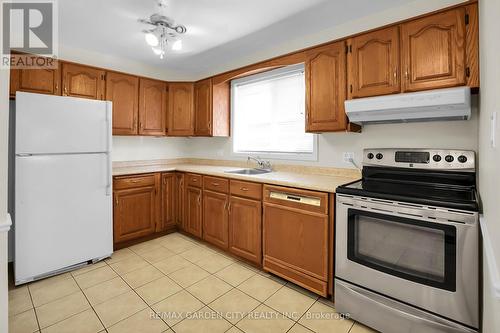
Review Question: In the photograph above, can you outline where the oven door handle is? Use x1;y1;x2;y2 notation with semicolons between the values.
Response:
338;281;477;333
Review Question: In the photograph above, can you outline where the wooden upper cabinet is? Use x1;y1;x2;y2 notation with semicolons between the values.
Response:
168;83;194;136
194;78;212;136
62;63;105;100
305;41;347;133
10;65;61;98
348;26;400;98
401;8;466;92
106;72;139;135
139;78;167;136
194;79;230;137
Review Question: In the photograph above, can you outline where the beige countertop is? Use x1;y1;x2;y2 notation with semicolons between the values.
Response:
113;161;360;193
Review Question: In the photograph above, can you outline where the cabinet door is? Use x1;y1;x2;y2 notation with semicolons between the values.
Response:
62;63;105;100
113;186;157;244
401;8;466;92
139;78;167;136
185;186;202;238
175;173;185;229
194;79;213;136
10;66;61;97
229;196;262;265
106;72;139;135
168;83;194;136
160;173;176;232
203;190;229;249
305;41;347;132
348;26;400;98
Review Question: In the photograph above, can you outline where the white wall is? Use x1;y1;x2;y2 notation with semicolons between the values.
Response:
112;136;188;162
58;45;187;81
185;101;479;168
478;0;500;331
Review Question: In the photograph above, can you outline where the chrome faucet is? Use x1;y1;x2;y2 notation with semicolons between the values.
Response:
248;156;272;171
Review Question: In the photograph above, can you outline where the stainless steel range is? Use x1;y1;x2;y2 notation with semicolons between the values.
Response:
335;148;479;333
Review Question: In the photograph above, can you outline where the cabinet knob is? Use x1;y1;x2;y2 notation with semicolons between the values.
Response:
64;86;68;94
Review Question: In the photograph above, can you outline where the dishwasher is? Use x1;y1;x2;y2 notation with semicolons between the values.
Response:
262;184;330;296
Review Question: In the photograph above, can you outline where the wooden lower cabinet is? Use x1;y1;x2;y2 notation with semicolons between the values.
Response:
113;174;159;245
202;190;229;249
229;196;262;265
175;173;185;230
263;185;329;296
160;173;176;232
185;186;203;238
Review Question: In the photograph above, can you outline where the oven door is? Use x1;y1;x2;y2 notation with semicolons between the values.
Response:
335;194;478;329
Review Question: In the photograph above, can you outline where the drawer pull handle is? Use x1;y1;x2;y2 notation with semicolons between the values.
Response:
240;187;249;191
211;182;220;186
192;178;198;182
129;179;141;183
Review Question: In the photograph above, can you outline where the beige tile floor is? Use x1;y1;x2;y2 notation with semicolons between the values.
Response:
8;232;378;333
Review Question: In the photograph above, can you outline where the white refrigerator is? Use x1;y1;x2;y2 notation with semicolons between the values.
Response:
14;92;113;285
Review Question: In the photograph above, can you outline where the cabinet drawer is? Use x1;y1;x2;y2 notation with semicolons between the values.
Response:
114;174;156;190
263;185;328;215
230;180;262;200
186;173;202;188
203;176;229;193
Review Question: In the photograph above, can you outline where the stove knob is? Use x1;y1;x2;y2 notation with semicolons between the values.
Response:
445;155;454;163
376;153;383;160
433;154;442;162
367;153;374;159
458;155;468;163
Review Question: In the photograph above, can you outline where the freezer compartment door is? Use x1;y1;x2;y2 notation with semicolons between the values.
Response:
16;92;112;154
15;153;113;284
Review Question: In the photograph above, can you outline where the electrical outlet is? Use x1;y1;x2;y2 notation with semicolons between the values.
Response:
343;152;354;163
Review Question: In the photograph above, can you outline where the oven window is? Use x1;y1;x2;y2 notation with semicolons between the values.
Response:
347;209;456;291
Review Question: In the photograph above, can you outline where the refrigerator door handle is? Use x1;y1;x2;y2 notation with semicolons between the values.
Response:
105;102;112;196
105;152;112;196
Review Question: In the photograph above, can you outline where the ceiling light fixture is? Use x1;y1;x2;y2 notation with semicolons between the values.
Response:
139;0;187;59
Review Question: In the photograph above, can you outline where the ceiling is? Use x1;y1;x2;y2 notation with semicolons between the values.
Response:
58;0;459;80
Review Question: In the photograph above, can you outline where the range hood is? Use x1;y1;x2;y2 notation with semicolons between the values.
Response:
345;87;471;125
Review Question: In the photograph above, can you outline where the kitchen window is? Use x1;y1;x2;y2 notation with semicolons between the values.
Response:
231;64;317;161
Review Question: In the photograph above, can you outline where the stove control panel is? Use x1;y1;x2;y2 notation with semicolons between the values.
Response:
363;148;475;171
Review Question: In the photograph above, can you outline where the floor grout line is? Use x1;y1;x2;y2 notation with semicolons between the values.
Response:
105;259;175;332
25;284;42;332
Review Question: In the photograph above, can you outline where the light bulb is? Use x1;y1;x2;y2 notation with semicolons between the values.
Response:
172;40;182;51
145;32;159;47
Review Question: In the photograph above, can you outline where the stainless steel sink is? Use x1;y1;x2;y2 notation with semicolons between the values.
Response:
225;168;272;175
